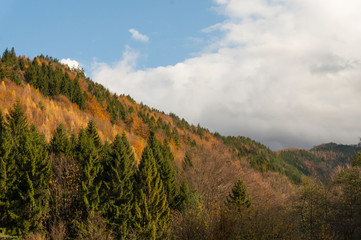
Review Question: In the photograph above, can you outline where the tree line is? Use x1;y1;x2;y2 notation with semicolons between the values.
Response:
0;102;194;239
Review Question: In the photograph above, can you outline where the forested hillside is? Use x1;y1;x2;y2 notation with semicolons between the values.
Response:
1;48;361;239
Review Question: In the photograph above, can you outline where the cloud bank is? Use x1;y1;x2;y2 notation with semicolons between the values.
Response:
93;0;361;149
60;58;81;70
129;28;149;42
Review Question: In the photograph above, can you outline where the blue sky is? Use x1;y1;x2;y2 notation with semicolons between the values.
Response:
2;0;361;149
0;0;224;70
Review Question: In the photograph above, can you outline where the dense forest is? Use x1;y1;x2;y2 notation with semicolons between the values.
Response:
1;49;361;239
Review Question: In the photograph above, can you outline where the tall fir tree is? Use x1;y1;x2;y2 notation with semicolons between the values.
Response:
0;102;51;235
134;146;169;240
227;179;252;210
100;133;135;239
0;110;16;235
49;123;71;156
86;120;102;150
160;140;178;208
76;127;101;220
147;133;178;208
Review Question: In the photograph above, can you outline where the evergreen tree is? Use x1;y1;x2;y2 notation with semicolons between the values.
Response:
147;133;178;208
2;48;17;66
100;134;135;239
49;123;71;156
0;110;16;235
76;128;101;220
86;120;102;150
24;64;38;86
227;179;251;210
121;132;136;169
134;146;169;239
160;140;178;208
0;103;51;235
72;77;86;110
176;180;191;210
183;152;193;170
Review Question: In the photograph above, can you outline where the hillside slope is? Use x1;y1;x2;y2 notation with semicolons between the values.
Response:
0;48;299;207
277;143;361;183
2;48;361;239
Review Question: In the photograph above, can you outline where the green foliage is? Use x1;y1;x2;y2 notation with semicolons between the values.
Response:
220;136;305;184
49;123;71;156
21;56;87;109
76;127;102;219
0;103;51;236
134;146;170;239
147;133;178;209
182;152;193;170
100;133;135;239
227;179;251;210
2;48;17;66
311;142;361;167
332;167;361;239
86;120;102;150
87;80;127;125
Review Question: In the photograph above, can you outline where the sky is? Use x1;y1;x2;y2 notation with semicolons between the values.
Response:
2;0;361;150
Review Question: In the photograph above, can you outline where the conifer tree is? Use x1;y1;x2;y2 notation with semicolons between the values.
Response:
160;140;178;208
76;128;101;219
227;179;251;210
86;120;102;150
49;123;71;156
121;132;136;170
0;110;16;234
100;134;135;239
0;102;51;235
176;180;191;210
147;133;178;208
134;146;169;239
72;77;86;110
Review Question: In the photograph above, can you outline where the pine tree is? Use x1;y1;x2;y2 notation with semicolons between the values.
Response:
134;146;169;239
227;179;251;210
100;134;135;239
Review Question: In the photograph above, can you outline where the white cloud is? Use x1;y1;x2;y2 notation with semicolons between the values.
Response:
60;58;81;70
129;28;149;42
93;0;361;149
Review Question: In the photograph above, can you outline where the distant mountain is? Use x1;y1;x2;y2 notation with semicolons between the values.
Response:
277;142;361;183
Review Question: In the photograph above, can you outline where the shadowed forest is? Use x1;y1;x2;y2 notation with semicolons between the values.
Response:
1;49;361;239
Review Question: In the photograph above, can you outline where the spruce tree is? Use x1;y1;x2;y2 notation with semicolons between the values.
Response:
227;179;251;210
147;133;178;208
160;140;178;208
49;123;71;156
176;180;191;210
100;134;135;239
76;128;101;219
86;120;102;150
0;110;16;235
134;146;169;239
0;102;51;235
121;132;136;170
